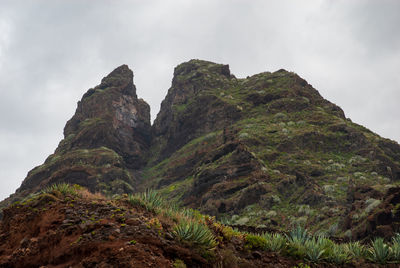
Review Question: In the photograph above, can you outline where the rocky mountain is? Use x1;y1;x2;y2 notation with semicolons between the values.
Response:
143;60;400;240
2;59;400;242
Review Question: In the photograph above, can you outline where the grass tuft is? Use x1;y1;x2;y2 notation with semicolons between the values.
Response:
128;189;165;212
41;183;79;196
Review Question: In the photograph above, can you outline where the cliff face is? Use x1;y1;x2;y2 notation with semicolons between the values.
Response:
151;60;241;162
59;64;150;169
2;59;400;240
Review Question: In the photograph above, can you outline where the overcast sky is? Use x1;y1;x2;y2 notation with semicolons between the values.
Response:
0;0;399;200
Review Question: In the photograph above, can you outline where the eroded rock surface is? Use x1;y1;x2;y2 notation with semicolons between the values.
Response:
61;64;151;169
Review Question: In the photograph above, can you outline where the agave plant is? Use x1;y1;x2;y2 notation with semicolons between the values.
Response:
285;226;310;259
286;225;310;244
263;232;287;252
327;244;351;264
244;234;268;250
140;189;164;209
316;235;334;250
368;237;391;264
344;241;367;259
304;236;325;262
128;189;165;212
391;233;400;262
172;219;217;249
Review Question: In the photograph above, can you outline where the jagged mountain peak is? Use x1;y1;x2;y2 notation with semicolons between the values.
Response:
82;64;137;100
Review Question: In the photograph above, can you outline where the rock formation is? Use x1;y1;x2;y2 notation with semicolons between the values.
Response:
2;59;400;240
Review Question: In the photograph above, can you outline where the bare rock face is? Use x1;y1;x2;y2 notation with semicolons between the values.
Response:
61;65;151;169
345;186;400;241
152;60;241;162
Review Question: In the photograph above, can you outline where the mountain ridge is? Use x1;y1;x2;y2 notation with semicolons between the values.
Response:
2;59;400;242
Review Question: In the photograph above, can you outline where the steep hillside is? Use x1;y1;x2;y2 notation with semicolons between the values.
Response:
2;59;400;242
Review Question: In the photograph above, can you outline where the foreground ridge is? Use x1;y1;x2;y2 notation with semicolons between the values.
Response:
1;185;399;267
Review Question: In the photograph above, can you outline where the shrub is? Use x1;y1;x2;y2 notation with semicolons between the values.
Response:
173;219;217;249
220;248;238;267
292;264;310;268
173;259;187;268
147;218;163;235
368;237;391;264
327;222;339;237
364;198;381;214
181;208;203;221
220;225;238;241
245;234;267;250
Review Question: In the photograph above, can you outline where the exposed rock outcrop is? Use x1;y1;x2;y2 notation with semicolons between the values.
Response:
61;64;151;169
152;60;241;162
345;186;400;241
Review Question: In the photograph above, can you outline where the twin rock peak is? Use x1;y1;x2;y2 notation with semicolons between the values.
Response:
4;59;400;240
